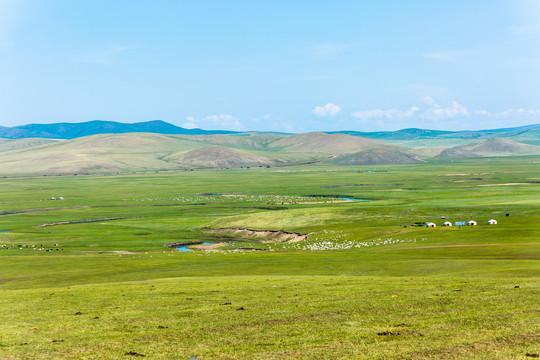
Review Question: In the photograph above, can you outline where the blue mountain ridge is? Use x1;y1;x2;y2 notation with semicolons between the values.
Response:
0;120;538;140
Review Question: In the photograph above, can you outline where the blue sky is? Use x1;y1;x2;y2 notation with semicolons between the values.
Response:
1;0;539;132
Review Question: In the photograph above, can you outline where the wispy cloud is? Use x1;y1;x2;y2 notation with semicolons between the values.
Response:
351;97;540;130
508;25;540;35
420;101;469;120
303;43;349;60
78;45;140;64
352;106;419;120
312;103;341;117
252;114;275;123
517;57;540;67
182;114;245;131
420;96;435;106
351;99;469;122
498;108;540;118
474;110;491;117
424;49;483;62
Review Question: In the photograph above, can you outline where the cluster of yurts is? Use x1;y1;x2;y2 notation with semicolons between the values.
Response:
426;219;498;228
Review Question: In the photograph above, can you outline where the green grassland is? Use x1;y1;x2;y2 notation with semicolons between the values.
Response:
0;157;539;359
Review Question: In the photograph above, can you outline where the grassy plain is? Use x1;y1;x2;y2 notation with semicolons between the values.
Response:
0;157;539;359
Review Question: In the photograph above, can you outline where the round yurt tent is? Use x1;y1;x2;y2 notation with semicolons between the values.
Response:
468;220;477;226
426;222;436;228
488;219;497;225
443;221;452;227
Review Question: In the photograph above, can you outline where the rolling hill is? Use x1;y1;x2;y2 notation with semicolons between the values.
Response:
326;148;424;165
2;129;540;175
0;138;60;152
437;138;540;157
0;131;424;175
165;145;278;168
0;133;202;175
268;132;385;153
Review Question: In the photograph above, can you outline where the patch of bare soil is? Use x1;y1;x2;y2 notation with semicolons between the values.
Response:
194;242;226;250
207;228;307;243
34;217;127;227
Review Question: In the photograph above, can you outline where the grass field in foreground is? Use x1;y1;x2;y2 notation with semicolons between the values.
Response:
0;157;539;359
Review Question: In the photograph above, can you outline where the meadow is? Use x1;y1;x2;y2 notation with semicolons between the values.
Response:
0;156;539;359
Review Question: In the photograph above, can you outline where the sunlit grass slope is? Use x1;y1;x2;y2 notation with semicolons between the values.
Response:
0;157;538;359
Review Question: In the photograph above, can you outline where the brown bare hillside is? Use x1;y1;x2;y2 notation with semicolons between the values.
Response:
0;138;60;152
268;132;385;152
166;145;276;168
176;134;284;150
438;138;540;157
326;149;424;165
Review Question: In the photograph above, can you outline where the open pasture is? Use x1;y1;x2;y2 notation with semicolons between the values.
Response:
0;157;539;359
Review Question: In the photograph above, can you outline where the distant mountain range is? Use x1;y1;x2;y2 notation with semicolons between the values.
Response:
0;120;236;139
0;120;539;140
328;123;540;140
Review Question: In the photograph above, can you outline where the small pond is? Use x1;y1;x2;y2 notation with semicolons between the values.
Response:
340;197;371;202
177;246;193;252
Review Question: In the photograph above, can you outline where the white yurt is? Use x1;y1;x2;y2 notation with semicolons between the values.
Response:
426;222;436;228
443;221;452;227
468;220;477;226
488;219;497;225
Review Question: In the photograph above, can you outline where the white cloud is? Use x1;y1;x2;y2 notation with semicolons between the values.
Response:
312;103;341;117
79;45;140;64
498;108;540;117
421;96;435;106
350;98;540;130
424;49;482;62
351;106;420;120
474;110;491;117
182;114;245;131
252;114;274;123
203;114;235;122
181;116;198;129
351;99;469;124
509;25;540;35
421;101;469;120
